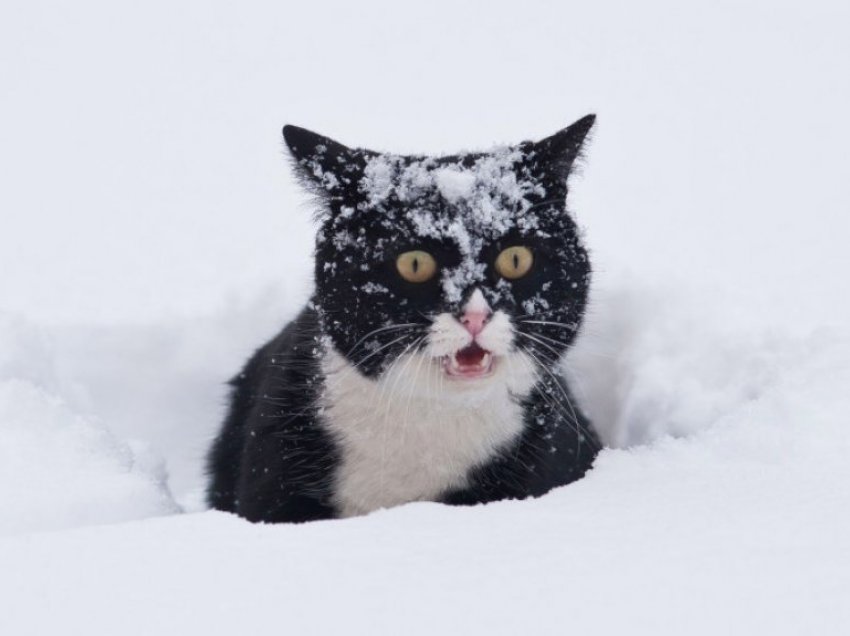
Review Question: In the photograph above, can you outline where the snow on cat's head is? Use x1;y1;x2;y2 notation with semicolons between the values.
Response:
283;117;595;388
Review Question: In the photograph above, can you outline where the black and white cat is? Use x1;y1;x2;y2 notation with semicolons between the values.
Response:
207;116;600;523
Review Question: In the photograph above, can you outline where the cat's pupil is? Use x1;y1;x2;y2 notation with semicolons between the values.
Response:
512;253;519;269
412;258;419;274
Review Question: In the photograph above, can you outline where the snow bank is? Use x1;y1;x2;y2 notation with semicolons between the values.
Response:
0;314;178;536
568;281;829;447
48;284;305;500
1;267;848;635
1;313;847;634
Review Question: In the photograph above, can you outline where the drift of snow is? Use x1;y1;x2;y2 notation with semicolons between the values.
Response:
1;292;848;632
0;314;178;536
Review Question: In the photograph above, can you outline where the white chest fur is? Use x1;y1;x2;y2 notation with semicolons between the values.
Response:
320;347;536;517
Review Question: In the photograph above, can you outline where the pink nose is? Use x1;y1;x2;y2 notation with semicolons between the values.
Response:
461;310;490;336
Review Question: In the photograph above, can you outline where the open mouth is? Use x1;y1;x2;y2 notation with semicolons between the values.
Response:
443;342;495;379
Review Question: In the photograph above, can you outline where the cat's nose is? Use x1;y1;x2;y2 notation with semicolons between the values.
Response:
461;289;491;337
461;311;490;336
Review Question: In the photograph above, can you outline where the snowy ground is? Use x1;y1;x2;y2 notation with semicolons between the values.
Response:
2;1;849;634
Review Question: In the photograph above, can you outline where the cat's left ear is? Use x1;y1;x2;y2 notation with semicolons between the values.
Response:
282;125;366;198
523;114;596;191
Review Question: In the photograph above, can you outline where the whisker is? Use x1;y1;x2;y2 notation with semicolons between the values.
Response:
520;344;600;451
515;330;566;362
345;323;424;357
516;329;569;351
524;197;565;213
348;333;420;371
519;319;579;329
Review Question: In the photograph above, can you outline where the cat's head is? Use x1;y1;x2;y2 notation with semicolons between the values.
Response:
283;116;595;395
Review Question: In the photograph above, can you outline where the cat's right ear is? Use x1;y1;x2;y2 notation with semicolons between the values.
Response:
282;125;365;199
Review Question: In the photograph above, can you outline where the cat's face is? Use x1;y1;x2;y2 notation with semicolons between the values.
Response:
284;117;594;394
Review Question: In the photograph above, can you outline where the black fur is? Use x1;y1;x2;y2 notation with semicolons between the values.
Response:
207;117;600;522
207;307;338;522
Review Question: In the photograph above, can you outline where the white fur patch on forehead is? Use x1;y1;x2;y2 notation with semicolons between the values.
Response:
464;289;491;314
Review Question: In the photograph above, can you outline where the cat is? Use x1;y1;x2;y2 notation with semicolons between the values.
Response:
206;115;601;523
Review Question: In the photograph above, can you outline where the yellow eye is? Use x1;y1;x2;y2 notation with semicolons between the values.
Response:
495;246;534;279
396;250;437;283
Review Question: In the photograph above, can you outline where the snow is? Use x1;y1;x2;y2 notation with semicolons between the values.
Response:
2;333;848;633
433;167;476;203
2;0;850;633
0;315;178;536
358;146;553;303
362;154;399;205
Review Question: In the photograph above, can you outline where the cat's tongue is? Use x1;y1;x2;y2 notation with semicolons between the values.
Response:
445;343;494;379
456;343;488;366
